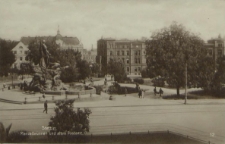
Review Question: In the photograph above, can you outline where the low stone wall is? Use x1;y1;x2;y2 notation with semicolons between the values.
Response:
43;86;96;95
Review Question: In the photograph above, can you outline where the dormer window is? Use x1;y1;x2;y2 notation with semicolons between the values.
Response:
19;46;23;49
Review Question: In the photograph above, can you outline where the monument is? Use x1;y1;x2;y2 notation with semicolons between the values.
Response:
24;40;67;92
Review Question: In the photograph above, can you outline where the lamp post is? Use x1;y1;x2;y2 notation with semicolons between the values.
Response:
11;73;14;87
89;64;93;77
184;62;187;104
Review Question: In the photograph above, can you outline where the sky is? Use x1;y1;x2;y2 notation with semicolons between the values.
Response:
0;0;225;49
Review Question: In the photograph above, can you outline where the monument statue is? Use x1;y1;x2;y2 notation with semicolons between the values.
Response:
24;40;68;92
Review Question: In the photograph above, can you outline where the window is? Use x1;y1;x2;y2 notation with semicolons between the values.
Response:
19;46;23;49
127;67;129;72
117;51;120;56
135;58;137;63
127;59;129;64
138;67;141;71
20;51;23;54
20;57;22;61
127;51;129;55
218;49;222;56
218;44;223;47
135;68;137;72
25;51;28;54
14;51;17;54
208;50;213;56
138;50;141;55
122;51;124;56
110;51;113;56
122;58;124;62
138;58;141;64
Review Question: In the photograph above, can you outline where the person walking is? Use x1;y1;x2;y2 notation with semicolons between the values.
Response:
154;87;157;96
159;88;163;97
124;87;127;97
138;89;142;98
43;100;48;114
141;89;145;99
42;93;45;99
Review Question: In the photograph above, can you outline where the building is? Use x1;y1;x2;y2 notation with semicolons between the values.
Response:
20;29;84;57
96;38;147;76
205;35;225;67
83;48;97;63
11;42;29;69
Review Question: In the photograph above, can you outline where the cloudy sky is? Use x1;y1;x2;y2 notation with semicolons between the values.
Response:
0;0;224;49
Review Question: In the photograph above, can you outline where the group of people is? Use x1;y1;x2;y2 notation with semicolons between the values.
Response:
135;83;145;98
154;87;163;97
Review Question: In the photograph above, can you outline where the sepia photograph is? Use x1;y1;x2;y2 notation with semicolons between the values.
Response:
0;0;225;143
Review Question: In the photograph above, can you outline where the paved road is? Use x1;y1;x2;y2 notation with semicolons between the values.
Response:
0;98;224;144
0;78;224;143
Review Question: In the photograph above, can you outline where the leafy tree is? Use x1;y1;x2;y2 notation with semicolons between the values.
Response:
146;22;207;96
60;67;79;83
107;59;127;82
90;63;100;76
0;40;16;76
19;63;33;79
48;100;92;142
195;56;215;90
77;60;91;80
213;56;225;96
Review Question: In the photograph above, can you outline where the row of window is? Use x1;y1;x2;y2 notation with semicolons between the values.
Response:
108;44;142;49
110;50;144;56
13;51;28;54
16;57;27;61
207;49;223;56
126;67;141;72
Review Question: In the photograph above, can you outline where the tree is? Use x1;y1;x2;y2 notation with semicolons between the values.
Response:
60;66;79;83
77;60;91;80
19;63;33;79
213;56;225;95
48;100;92;142
90;63;100;76
146;22;207;96
107;59;127;82
0;40;16;76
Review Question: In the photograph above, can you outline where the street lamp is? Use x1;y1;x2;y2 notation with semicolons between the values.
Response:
89;64;93;77
11;73;14;87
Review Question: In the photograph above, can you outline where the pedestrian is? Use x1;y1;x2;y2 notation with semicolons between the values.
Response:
43;100;48;114
124;87;127;96
141;89;145;99
42;93;45;99
159;88;163;97
154;87;157;96
138;89;142;98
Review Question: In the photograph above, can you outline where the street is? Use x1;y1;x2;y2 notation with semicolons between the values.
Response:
0;97;225;144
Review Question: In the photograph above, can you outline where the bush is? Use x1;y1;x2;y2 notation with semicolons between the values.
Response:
141;69;148;78
133;78;144;84
94;86;103;95
7;130;29;143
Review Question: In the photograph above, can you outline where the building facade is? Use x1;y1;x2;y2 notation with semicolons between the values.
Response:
205;35;225;67
83;48;97;63
20;29;84;58
11;42;29;69
97;38;147;76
